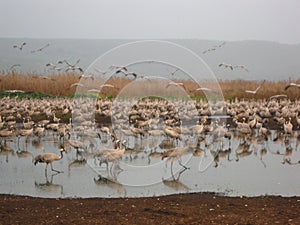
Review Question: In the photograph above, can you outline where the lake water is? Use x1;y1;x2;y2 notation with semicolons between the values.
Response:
1;128;299;199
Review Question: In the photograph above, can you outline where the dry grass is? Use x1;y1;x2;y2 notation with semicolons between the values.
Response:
0;72;79;96
0;72;299;100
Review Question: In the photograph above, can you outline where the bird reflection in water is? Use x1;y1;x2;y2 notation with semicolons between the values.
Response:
282;145;300;165
31;139;44;151
68;158;87;175
16;148;34;161
162;166;189;191
94;175;126;196
258;148;268;168
0;142;15;163
35;173;63;195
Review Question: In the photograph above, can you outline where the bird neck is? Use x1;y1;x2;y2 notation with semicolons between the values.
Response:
60;150;64;159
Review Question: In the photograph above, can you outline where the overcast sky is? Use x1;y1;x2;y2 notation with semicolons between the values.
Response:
1;0;300;44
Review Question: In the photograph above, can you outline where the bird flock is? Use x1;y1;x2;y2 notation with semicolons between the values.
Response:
6;41;83;73
1;95;300;186
1;40;300;190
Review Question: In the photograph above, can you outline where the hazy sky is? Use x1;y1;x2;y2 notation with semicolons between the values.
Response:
1;0;300;44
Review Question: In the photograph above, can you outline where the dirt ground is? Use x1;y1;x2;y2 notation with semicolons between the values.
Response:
1;193;300;225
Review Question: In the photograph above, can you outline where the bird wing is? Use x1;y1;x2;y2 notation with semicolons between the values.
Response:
166;82;179;87
219;41;226;47
195;87;212;92
171;68;180;75
74;59;81;66
284;84;291;90
41;43;50;50
31;43;50;53
100;84;114;88
269;94;288;99
10;64;21;69
243;66;249;72
95;68;107;74
88;89;100;93
64;60;78;67
70;83;84;87
254;86;261;92
125;72;137;78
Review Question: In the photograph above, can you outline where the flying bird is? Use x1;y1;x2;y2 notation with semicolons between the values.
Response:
9;64;21;70
245;86;261;95
70;83;84;88
94;68;108;75
87;89;101;93
66;65;83;73
202;48;216;54
194;87;213;92
30;43;50;53
214;41;226;48
245;80;265;94
166;82;185;89
110;65;127;71
46;62;62;71
170;68;180;76
46;63;65;71
116;69;137;79
234;65;249;72
269;94;288;100
46;63;57;68
79;74;94;80
203;41;226;54
99;84;115;89
284;82;300;91
135;73;150;81
13;42;26;50
218;63;233;70
58;59;83;72
58;59;80;67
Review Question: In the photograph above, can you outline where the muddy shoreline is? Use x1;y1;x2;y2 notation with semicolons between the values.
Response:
1;193;299;224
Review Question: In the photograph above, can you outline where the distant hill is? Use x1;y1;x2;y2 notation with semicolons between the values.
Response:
0;38;299;81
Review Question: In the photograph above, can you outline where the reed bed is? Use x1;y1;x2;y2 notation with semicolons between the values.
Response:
0;72;299;100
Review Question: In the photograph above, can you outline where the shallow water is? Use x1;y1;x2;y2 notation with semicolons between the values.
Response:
0;129;300;199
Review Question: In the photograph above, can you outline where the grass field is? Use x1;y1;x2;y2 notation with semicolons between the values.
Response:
0;72;299;100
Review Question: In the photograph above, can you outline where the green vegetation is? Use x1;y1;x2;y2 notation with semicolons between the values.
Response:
0;91;54;99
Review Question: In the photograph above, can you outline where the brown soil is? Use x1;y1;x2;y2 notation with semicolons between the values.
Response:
1;193;299;225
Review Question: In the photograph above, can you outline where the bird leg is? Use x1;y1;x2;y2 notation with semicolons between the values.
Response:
50;163;63;173
227;152;233;162
76;148;79;160
260;158;267;168
109;162;114;175
176;166;188;181
45;164;48;175
17;136;21;149
178;158;190;170
170;161;175;181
